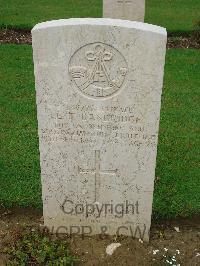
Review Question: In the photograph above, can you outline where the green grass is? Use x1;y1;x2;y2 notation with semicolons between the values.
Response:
0;0;102;30
154;49;200;217
0;0;199;32
0;45;200;217
0;45;41;207
146;0;200;33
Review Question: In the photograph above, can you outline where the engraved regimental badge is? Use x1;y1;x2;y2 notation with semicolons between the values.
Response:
69;42;128;98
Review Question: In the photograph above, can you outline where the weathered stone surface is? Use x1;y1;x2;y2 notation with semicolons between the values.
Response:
103;0;145;22
32;18;167;241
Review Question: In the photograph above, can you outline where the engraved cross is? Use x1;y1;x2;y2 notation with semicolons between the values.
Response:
78;150;117;202
117;0;132;18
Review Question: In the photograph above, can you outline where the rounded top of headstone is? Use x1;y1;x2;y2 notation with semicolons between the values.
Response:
32;18;167;36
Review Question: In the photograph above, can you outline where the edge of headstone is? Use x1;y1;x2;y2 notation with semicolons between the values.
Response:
31;18;167;36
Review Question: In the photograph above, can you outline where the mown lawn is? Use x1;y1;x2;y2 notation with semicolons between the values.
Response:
0;0;199;32
0;45;41;207
155;49;200;217
0;45;199;217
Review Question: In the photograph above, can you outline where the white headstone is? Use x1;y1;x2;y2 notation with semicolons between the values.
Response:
103;0;145;22
32;18;167;242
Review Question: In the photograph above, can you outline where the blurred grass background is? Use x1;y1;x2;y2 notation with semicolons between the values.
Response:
0;0;199;32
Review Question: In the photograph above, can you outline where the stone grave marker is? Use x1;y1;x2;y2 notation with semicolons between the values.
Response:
103;0;145;22
32;18;167;241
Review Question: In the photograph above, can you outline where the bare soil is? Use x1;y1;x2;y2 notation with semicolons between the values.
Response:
0;29;200;49
0;29;31;45
0;207;199;266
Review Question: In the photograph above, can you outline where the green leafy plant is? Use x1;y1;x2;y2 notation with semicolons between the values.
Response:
4;227;78;265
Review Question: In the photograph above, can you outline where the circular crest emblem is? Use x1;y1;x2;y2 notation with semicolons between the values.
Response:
69;42;128;98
